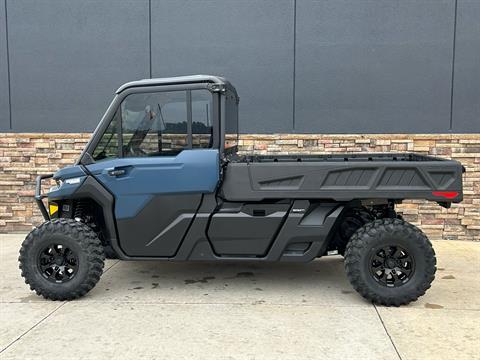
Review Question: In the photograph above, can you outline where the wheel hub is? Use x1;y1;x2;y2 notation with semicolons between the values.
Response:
37;244;79;283
369;245;415;288
385;258;397;269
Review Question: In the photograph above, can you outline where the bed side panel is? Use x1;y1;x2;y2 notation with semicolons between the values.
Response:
221;161;463;202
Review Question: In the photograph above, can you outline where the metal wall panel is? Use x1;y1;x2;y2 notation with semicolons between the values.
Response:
2;0;479;134
295;0;455;133
150;0;294;133
0;0;9;131
452;0;480;132
8;0;149;132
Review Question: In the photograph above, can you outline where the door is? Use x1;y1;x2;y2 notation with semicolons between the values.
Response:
86;88;219;256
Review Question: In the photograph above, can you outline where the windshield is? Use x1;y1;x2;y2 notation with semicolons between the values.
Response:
92;110;120;161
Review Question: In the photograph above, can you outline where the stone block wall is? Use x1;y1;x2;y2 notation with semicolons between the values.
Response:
0;133;478;240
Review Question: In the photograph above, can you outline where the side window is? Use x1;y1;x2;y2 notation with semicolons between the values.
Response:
121;89;213;157
122;91;188;157
92;110;120;161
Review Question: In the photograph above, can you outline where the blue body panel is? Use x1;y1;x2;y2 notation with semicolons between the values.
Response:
48;165;87;199
53;165;86;180
86;149;220;219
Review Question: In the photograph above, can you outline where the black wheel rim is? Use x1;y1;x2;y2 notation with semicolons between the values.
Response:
37;244;79;283
369;245;415;287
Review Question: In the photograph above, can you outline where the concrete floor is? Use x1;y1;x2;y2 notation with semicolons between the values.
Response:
0;234;479;360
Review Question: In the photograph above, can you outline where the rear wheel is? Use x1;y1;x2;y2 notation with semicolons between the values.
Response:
19;219;105;300
344;218;436;306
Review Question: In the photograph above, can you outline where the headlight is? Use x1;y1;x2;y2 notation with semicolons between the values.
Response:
49;178;63;193
49;177;82;193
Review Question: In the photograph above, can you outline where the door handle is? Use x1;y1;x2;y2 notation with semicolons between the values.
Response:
107;168;126;177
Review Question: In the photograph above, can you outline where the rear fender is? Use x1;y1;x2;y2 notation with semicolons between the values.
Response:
275;201;344;262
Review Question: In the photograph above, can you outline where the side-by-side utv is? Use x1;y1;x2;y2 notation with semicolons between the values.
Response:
19;75;464;306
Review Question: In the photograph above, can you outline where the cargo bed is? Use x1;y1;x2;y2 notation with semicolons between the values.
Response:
221;153;463;203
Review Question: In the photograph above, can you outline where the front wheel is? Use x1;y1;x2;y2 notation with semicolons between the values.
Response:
344;218;436;306
19;219;105;300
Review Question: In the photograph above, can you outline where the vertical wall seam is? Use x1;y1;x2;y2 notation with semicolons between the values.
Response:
4;0;12;129
449;0;458;131
148;0;152;78
292;0;296;131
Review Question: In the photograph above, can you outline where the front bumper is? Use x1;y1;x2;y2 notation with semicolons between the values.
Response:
35;174;53;221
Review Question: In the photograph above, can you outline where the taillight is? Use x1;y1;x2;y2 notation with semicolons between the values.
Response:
432;191;459;199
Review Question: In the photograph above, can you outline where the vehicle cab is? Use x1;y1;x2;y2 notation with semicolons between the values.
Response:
39;75;239;257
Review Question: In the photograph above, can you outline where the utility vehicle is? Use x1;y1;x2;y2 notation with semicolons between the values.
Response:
19;75;464;306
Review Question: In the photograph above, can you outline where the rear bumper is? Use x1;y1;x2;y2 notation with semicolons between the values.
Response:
35;174;53;221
